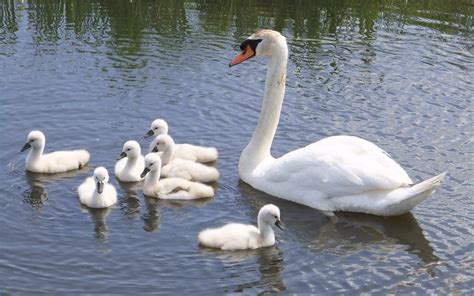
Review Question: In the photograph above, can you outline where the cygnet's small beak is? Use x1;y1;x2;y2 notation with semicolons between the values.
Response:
140;167;151;178
152;146;159;153
117;151;127;160
21;142;31;152
144;130;154;138
96;181;104;194
275;219;284;231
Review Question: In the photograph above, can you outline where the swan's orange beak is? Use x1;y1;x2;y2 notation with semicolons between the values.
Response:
229;45;255;67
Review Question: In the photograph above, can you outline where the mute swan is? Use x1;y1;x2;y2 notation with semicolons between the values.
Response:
21;130;90;173
78;167;117;208
114;140;145;182
229;29;446;216
141;153;214;200
151;134;219;183
198;204;283;250
144;119;218;163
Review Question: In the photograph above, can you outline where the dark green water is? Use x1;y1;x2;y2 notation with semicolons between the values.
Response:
0;0;473;294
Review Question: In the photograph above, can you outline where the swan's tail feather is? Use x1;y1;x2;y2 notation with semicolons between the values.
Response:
196;147;218;163
387;171;447;215
201;166;220;183
190;182;214;198
76;149;91;167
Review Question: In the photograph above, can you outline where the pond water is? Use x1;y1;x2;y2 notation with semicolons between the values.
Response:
0;0;473;294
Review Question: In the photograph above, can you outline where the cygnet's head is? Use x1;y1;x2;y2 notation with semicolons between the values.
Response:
151;134;174;153
229;30;287;67
94;166;109;194
140;153;162;178
144;119;168;138
117;140;141;160
21;130;46;152
259;204;284;230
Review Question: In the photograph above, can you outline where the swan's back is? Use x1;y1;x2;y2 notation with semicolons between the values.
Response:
29;150;90;173
198;223;261;250
156;177;214;199
161;159;219;183
175;144;218;163
256;135;412;199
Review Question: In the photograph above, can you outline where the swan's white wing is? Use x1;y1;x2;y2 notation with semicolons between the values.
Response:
42;150;89;173
262;136;412;198
158;178;190;195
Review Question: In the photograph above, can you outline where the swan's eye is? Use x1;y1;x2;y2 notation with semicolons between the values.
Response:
127;148;131;151
150;163;153;166
30;139;35;142
154;127;158;130
274;215;278;219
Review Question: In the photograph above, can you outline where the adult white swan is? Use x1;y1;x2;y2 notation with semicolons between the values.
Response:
229;29;446;216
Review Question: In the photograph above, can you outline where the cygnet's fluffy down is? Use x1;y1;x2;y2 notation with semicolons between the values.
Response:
141;153;214;200
145;119;218;163
152;134;219;183
78;167;117;208
114;140;145;182
198;204;283;250
21;130;90;173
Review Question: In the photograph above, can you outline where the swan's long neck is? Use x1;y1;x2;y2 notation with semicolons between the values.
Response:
161;144;174;166
144;167;161;192
27;143;44;163
239;44;288;173
257;216;275;245
124;154;139;171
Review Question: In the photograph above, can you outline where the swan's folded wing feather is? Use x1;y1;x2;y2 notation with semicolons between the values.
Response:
263;136;412;197
158;178;190;195
43;150;90;172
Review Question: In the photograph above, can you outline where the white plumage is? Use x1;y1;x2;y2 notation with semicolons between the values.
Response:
141;153;214;200
114;140;145;182
145;118;218;163
198;204;283;250
151;134;219;183
78;167;117;208
231;30;446;216
21;130;90;173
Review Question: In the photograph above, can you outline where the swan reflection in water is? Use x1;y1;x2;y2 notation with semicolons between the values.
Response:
200;246;286;293
142;194;213;232
24;168;89;211
237;181;439;266
116;180;141;220
80;204;112;243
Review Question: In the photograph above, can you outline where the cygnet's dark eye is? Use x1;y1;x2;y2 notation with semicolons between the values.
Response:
150;163;154;166
30;139;35;142
154;127;158;130
274;215;278;219
127;148;131;151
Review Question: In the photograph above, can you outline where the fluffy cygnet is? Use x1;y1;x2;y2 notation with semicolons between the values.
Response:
152;134;219;183
145;119;218;163
114;140;145;182
21;130;90;173
78;167;117;208
141;153;214;200
198;204;283;250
